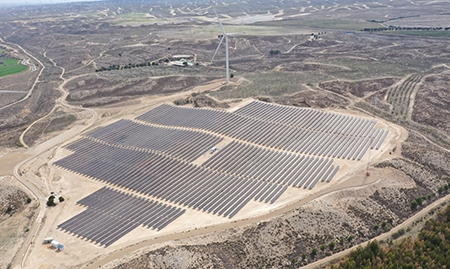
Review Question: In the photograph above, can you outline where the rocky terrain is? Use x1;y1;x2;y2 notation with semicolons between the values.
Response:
0;176;35;269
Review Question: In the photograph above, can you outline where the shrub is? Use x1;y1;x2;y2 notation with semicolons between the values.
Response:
47;196;56;207
26;198;31;204
329;241;335;250
415;197;423;206
6;206;12;213
59;196;65;202
411;200;418;210
311;248;317;256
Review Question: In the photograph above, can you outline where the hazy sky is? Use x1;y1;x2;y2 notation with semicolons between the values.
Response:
1;0;102;6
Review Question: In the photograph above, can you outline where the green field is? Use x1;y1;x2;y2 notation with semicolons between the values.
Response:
0;58;27;77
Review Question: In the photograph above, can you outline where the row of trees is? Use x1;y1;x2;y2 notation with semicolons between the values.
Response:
329;204;450;268
95;61;163;72
363;26;450;32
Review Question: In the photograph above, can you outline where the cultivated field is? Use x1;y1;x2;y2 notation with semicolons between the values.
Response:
0;58;27;77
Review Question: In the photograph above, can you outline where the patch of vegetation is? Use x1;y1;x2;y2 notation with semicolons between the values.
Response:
0;58;27;77
329;204;450;268
391;228;406;240
47;196;56;207
96;61;160;72
386;74;422;119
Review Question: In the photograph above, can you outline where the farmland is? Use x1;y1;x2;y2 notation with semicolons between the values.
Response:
0;58;27;77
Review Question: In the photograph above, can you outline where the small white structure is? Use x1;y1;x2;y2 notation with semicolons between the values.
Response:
172;54;192;59
51;240;64;251
43;238;53;244
172;59;193;67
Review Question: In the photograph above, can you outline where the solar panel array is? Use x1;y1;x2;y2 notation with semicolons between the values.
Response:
136;103;388;159
202;141;339;189
83;119;223;162
55;138;287;219
58;187;185;247
55;101;390;247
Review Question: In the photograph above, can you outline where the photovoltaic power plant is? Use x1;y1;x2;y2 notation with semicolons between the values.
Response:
54;100;388;247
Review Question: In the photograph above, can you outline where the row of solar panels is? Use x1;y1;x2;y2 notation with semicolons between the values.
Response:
202;141;339;189
136;104;387;158
56;138;287;219
58;187;185;247
235;101;376;136
81;119;223;162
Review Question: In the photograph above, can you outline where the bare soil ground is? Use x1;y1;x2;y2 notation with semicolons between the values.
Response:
65;74;219;107
318;78;400;98
22;106;89;147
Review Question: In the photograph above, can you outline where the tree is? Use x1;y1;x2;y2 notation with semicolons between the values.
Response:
329;241;336;250
59;196;65;202
411;200;418;210
47;196;56;207
311;248;317;257
26;198;31;204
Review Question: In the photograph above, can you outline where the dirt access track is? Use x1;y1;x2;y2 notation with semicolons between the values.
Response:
1;79;405;269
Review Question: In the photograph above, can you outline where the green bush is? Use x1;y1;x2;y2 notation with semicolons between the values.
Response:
47;196;56;207
329;241;335;250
